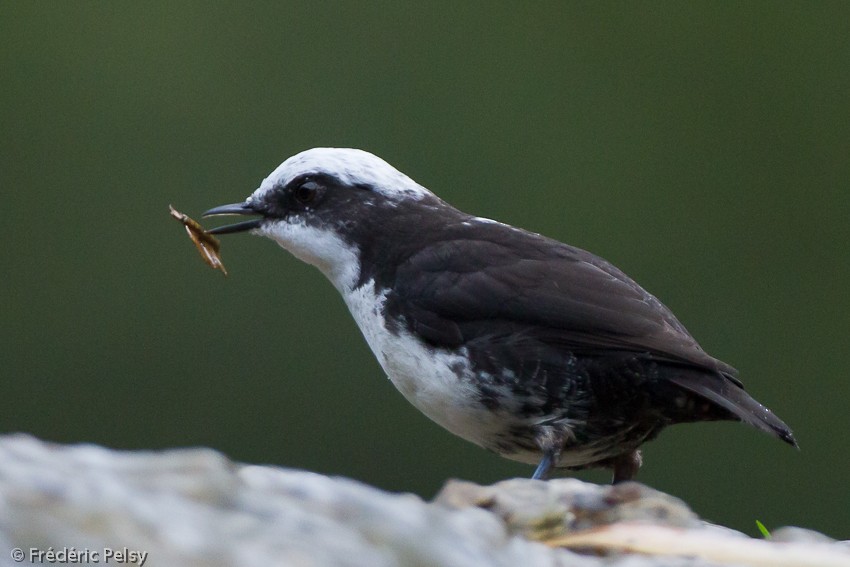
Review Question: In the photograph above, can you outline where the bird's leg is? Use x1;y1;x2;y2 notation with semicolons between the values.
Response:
532;451;557;480
532;428;564;480
610;450;642;484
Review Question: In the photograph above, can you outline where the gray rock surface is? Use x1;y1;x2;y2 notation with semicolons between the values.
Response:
0;434;845;567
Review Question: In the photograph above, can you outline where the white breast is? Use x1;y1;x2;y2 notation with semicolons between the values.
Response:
258;219;509;451
342;282;505;449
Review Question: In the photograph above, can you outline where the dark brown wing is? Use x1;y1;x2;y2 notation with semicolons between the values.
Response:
387;222;736;378
383;221;795;446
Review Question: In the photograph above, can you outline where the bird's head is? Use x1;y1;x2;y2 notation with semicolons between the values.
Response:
204;148;441;292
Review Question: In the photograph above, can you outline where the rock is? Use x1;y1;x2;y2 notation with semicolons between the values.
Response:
436;479;850;567
435;477;702;541
0;434;846;567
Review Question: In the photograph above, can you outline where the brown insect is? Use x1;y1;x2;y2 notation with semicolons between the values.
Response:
169;205;228;276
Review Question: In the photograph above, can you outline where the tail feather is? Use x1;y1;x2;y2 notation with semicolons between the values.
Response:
666;369;798;448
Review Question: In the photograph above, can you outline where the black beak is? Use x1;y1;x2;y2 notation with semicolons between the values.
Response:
202;202;263;234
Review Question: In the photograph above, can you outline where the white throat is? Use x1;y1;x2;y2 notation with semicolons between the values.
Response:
256;220;360;294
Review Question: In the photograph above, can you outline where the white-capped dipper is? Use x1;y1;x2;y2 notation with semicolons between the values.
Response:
203;147;796;482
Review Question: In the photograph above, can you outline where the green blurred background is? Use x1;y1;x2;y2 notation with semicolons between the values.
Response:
2;2;848;537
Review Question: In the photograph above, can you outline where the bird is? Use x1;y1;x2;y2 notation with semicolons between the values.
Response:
203;147;796;483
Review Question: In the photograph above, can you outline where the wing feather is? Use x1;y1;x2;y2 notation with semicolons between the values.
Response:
387;223;736;378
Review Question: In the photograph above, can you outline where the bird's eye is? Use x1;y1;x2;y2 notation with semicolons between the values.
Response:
294;180;320;205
